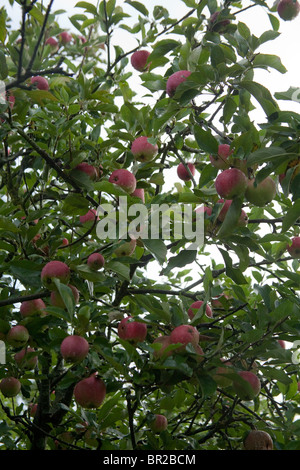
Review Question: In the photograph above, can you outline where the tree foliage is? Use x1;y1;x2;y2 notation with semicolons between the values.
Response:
0;0;300;451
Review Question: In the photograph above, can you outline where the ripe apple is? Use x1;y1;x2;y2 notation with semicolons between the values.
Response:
211;294;230;308
114;238;136;257
245;176;276;206
243;430;273;450
79;209;98;224
213;359;233;388
14;347;38;370
0;377;21;398
45;36;59;51
50;284;79;309
209;144;233;169
217;199;248;227
118;316;147;344
215;168;248;199
131;50;151;72
131;136;158;162
59;31;72;44
277;0;300;20
169;324;200;349
166;70;191;97
41;260;71;290
188;300;213;320
7;325;30;348
74;162;98;180
20;298;46;318
29;403;38;417
8;94;15;110
152;335;172;359
109;169;137;193
195;205;212;217
60;334;89;363
87;252;105;270
177;162;196;181
287;236;300;258
233;371;261;400
278;339;286;349
30;76;49;91
209;11;231;32
74;373;106;409
150;414;168;433
131;188;145;202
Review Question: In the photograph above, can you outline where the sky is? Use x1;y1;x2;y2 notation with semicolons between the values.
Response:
3;0;300;288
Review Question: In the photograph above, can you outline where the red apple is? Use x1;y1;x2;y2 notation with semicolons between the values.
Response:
188;300;213;320
29;403;38;417
152;335;172;359
287;236;300;258
169;324;200;349
209;11;231;32
59;31;72;44
79;209;98;224
74;374;106;409
213;359;233;388
114;238;136;257
60;335;89;363
0;377;21;398
87;252;105;270
14;347;38;370
109;169;137;193
177;162;196;181
30;76;49;91
131;188;145;202
245;176;276;206
277;0;300;20
45;37;59;51
20;298;46;318
209;144;233;169
233;371;261;400
75;162;98;180
215;168;248;199
150;414;168;433
7;325;29;348
61;238;69;246
131;50;151;72
195;205;212;217
131;136;158;162
278;339;286;349
243;430;273;450
211;294;230;308
166;70;191;97
41;260;71;290
217;199;248;226
50;284;79;309
118;316;147;344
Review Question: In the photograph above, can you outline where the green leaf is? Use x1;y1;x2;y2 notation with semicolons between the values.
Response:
106;260;130;281
246;146;288;167
161;249;197;276
253;54;287;74
281;199;300;233
0;10;7;43
148;39;181;61
62;194;90;216
75;1;98;14
0;217;19;233
125;0;148;16
239;80;279;116
219;248;248;285
53;280;75;319
217;197;244;238
193;126;219;154
142;239;167;265
0;50;8;79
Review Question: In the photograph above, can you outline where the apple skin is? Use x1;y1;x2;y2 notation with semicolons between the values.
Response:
177;162;196;181
50;284;79;309
188;300;213;321
118;316;147;344
87;252;105;270
277;0;300;20
75;162;98;180
41;260;71;290
79;209;98;224
0;377;21;398
14;347;38;370
209;11;231;32
278;339;286;349
166;70;191;97
233;371;261;400
152;335;173;359
7;325;30;348
211;294;230;308
30;76;49;91
209;144;233;169
150;414;168;433
60;335;89;363
131;50;151;72
74;374;106;409
131;136;158;162
45;37;59;51
131;188;145;202
245;176;276;207
217;199;248;226
169;324;200;349
109;169;137;194
20;298;46;318
59;31;72;44
213;359;233;388
287;236;300;258
243;430;273;450
114;238;136;257
215;168;248;199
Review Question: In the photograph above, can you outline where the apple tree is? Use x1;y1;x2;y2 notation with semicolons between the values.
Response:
1;0;300;451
